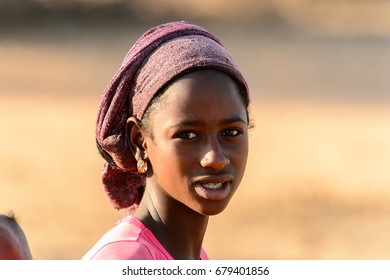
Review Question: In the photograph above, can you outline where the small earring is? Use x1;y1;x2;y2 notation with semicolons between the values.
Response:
137;157;148;174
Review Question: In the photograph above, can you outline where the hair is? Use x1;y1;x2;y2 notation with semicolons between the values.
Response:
1;211;17;222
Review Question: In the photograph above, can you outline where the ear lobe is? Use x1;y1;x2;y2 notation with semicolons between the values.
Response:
126;117;146;160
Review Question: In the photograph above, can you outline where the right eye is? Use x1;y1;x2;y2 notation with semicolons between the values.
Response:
177;131;198;140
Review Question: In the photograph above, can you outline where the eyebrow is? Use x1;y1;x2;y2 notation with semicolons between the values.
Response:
169;116;247;128
222;117;247;125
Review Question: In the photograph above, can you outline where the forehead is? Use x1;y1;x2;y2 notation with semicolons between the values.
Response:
154;70;247;121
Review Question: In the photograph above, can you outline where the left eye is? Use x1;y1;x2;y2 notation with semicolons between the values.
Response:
223;129;241;137
178;131;198;139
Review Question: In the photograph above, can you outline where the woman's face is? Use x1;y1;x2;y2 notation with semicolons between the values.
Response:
144;70;249;216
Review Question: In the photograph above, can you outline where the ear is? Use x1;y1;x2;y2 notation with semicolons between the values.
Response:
126;117;147;160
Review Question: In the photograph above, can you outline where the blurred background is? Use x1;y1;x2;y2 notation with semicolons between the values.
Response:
0;0;390;259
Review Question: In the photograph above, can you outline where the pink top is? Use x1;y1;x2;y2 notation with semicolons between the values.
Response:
82;215;209;260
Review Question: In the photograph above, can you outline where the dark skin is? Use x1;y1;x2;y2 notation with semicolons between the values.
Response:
127;70;249;259
132;188;208;260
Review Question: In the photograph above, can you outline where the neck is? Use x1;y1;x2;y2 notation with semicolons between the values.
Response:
133;187;209;260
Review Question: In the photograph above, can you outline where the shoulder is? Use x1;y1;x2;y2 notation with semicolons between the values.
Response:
83;216;170;260
0;214;32;260
200;247;209;260
86;240;154;260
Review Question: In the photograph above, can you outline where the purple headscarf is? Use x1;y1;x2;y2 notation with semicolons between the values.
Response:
96;21;249;209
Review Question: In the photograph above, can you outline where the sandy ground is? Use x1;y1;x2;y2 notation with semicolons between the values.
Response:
1;25;390;259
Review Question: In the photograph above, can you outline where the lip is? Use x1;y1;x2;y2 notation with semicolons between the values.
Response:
192;175;234;201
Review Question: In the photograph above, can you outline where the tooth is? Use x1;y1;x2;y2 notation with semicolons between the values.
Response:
203;183;223;189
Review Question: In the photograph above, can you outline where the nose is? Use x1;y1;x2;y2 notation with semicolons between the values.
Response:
200;138;230;172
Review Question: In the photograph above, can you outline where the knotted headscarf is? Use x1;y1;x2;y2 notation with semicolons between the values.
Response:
96;21;249;209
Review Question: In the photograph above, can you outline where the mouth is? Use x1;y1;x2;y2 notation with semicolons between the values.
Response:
193;178;233;201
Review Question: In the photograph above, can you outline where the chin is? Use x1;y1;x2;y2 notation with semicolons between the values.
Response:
195;201;231;216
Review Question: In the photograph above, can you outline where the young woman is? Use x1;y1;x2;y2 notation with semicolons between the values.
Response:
83;21;250;260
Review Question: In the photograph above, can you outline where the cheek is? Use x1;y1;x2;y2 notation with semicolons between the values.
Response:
162;146;197;178
147;143;197;200
147;140;190;181
230;138;249;170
